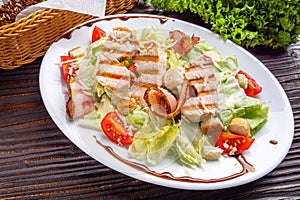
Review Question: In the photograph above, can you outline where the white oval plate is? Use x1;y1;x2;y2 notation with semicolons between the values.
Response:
39;14;294;190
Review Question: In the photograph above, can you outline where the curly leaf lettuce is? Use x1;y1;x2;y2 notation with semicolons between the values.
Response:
148;0;300;49
146;0;189;13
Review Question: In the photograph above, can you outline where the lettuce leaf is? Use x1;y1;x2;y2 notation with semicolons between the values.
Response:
169;132;203;166
128;120;179;165
146;0;189;13
126;109;148;130
217;75;268;136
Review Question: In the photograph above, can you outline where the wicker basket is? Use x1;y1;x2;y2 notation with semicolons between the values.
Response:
0;0;138;70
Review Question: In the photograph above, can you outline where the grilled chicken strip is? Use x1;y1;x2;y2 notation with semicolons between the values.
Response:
96;61;131;94
130;41;167;104
96;27;139;97
101;27;139;62
181;55;218;122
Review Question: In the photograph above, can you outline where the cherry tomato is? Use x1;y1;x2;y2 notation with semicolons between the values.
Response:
192;36;200;42
60;56;77;81
237;70;262;97
92;26;106;43
215;132;255;155
101;112;133;145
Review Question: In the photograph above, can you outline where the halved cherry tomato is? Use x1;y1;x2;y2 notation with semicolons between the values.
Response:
215;132;255;155
92;26;106;43
101;112;133;145
192;36;200;42
237;70;262;97
60;56;77;80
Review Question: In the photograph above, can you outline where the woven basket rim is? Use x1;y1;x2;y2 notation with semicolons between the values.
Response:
0;0;138;69
0;8;87;35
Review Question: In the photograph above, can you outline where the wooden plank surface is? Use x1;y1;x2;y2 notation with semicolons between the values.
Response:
0;3;300;199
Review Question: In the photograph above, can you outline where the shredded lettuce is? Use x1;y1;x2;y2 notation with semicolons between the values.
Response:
76;37;107;93
169;132;203;167
139;26;168;45
78;110;101;130
166;49;186;70
128;119;179;165
183;43;204;62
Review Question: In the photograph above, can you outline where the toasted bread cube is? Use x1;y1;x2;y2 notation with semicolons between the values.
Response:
228;118;251;137
68;46;85;58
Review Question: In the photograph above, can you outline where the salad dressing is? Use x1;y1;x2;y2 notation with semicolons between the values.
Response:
95;136;255;183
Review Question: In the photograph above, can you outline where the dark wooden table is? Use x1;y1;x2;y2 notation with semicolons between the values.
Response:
1;3;300;199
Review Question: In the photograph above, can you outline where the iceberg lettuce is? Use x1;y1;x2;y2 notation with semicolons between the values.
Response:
128;119;179;165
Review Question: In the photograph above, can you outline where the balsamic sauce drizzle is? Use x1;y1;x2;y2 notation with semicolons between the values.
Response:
94;136;255;183
270;140;278;145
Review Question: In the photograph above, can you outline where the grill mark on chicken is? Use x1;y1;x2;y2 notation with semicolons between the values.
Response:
97;62;131;81
98;71;130;81
132;55;159;62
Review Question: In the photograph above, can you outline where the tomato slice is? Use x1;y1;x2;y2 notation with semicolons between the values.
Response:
92;26;106;43
101;112;133;145
237;70;262;97
60;56;77;80
215;132;255;155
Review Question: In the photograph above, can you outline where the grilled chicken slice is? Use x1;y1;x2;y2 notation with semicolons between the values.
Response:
130;41;167;104
95;27;139;96
96;61;131;94
66;77;94;119
168;30;197;57
181;55;218;122
101;27;139;62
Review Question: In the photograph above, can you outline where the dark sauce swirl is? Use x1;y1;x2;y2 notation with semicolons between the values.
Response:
94;136;255;183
